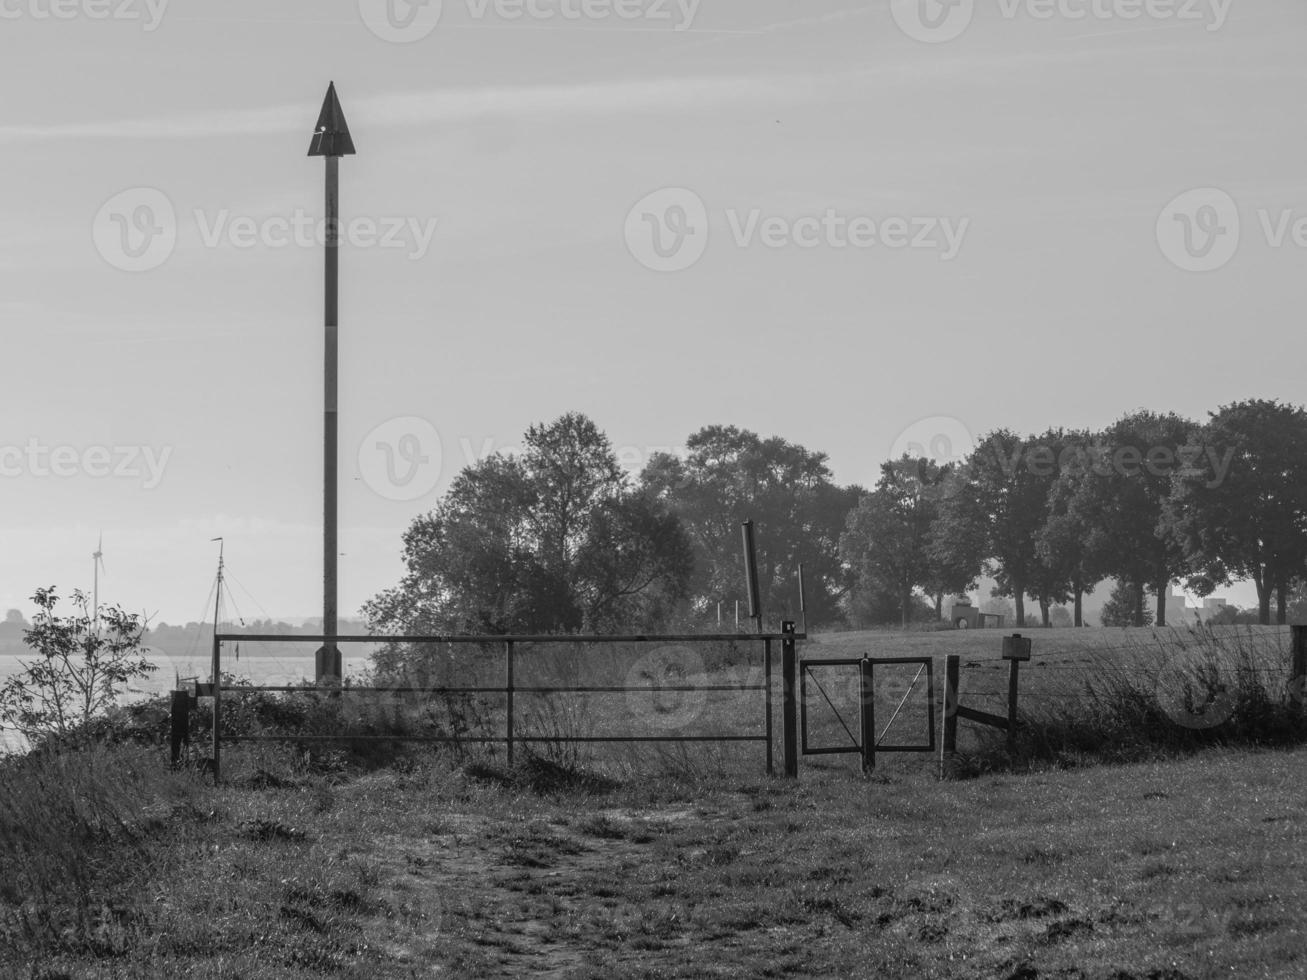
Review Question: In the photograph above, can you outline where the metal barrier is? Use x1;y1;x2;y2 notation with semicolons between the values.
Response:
800;656;935;772
196;630;804;782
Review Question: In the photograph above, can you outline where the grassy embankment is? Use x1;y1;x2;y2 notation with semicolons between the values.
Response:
2;624;1304;978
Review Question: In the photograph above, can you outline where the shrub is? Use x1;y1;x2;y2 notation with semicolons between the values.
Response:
0;588;155;749
959;624;1306;773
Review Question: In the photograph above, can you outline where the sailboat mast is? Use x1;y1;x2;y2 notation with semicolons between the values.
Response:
210;537;224;682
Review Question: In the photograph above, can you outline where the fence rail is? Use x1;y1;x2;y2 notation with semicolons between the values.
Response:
170;624;1305;783
184;629;804;782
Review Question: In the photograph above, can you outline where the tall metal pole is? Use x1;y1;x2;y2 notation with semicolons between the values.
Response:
323;153;339;680
308;82;355;683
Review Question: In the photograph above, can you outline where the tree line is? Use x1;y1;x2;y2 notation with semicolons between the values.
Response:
365;400;1307;635
845;400;1307;628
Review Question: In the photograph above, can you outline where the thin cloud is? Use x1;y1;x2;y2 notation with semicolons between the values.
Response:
0;74;834;145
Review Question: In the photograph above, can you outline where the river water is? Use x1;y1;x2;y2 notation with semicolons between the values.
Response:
0;650;374;755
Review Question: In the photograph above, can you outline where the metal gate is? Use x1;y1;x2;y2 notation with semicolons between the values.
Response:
799;656;935;771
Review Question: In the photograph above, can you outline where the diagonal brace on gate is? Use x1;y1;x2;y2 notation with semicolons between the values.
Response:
806;665;860;750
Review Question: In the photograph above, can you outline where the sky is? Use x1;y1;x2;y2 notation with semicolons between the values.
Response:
1;0;1303;625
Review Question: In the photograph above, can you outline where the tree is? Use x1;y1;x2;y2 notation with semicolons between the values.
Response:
934;430;1056;627
926;470;988;619
364;413;693;636
1170;399;1307;625
1061;411;1199;626
1286;582;1307;625
641;426;859;629
573;491;696;631
1099;580;1154;628
841;457;971;628
1038;430;1106;627
846;580;934;628
0;588;155;745
1017;429;1079;626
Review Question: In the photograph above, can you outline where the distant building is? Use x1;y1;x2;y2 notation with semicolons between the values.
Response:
1201;597;1229;619
1161;587;1229;624
1159;587;1189;624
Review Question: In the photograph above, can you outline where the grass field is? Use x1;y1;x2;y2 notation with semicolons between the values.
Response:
3;625;1304;978
2;742;1304;979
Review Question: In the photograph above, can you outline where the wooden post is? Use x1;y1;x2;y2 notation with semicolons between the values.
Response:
1291;625;1306;714
782;621;798;778
798;563;808;636
506;640;515;766
943;654;959;756
170;688;190;767
742;521;762;633
859;657;875;774
1006;658;1020;754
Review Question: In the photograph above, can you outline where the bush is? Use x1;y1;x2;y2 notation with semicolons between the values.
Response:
0;588;155;749
958;624;1306;773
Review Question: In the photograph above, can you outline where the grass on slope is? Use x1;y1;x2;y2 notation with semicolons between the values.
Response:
2;742;1304;980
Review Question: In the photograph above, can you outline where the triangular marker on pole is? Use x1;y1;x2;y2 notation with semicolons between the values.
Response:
308;81;356;157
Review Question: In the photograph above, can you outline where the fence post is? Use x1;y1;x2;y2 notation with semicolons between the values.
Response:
170;688;190;767
1291;625;1306;715
764;637;773;776
506;640;515;767
859;657;875;774
742;521;763;633
782;621;798;778
941;654;959;777
1006;658;1020;754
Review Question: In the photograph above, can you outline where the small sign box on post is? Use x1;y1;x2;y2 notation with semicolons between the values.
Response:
1002;634;1032;662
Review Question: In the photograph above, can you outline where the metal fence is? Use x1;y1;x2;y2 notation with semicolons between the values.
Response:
191;627;803;781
